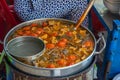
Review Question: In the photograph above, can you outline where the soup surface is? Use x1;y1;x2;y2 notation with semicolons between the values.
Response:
11;20;94;68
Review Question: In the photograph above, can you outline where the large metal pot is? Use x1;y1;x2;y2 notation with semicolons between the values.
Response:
3;18;106;77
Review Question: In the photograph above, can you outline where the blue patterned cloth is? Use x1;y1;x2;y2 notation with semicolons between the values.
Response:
14;0;88;27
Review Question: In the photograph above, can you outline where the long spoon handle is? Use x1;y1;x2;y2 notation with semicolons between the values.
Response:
75;0;95;30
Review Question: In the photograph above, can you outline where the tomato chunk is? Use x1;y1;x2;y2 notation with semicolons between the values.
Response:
31;23;38;27
23;26;31;31
57;59;67;66
60;38;68;43
51;32;58;36
66;31;73;36
67;61;75;66
47;64;56;68
83;40;94;48
46;43;55;49
57;41;66;48
68;54;77;61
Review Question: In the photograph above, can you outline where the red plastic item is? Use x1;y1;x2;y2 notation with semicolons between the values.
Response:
0;0;22;52
90;9;105;37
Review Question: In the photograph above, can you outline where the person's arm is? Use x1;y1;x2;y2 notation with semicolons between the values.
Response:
14;0;44;21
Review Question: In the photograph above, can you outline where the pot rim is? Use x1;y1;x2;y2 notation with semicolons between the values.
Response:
4;18;97;70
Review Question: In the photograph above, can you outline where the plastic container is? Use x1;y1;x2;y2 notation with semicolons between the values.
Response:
113;73;120;80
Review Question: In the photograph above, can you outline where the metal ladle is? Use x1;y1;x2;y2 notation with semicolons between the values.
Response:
74;0;95;30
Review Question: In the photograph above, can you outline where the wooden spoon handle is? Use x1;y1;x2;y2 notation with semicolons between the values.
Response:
75;0;95;30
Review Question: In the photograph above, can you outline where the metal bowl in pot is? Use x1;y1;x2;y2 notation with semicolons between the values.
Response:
5;36;45;63
3;18;106;77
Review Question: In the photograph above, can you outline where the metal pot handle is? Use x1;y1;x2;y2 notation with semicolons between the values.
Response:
94;33;106;54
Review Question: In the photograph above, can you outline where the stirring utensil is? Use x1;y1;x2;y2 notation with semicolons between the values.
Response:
74;0;95;30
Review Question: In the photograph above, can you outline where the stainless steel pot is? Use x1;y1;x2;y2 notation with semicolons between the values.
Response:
3;18;106;77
